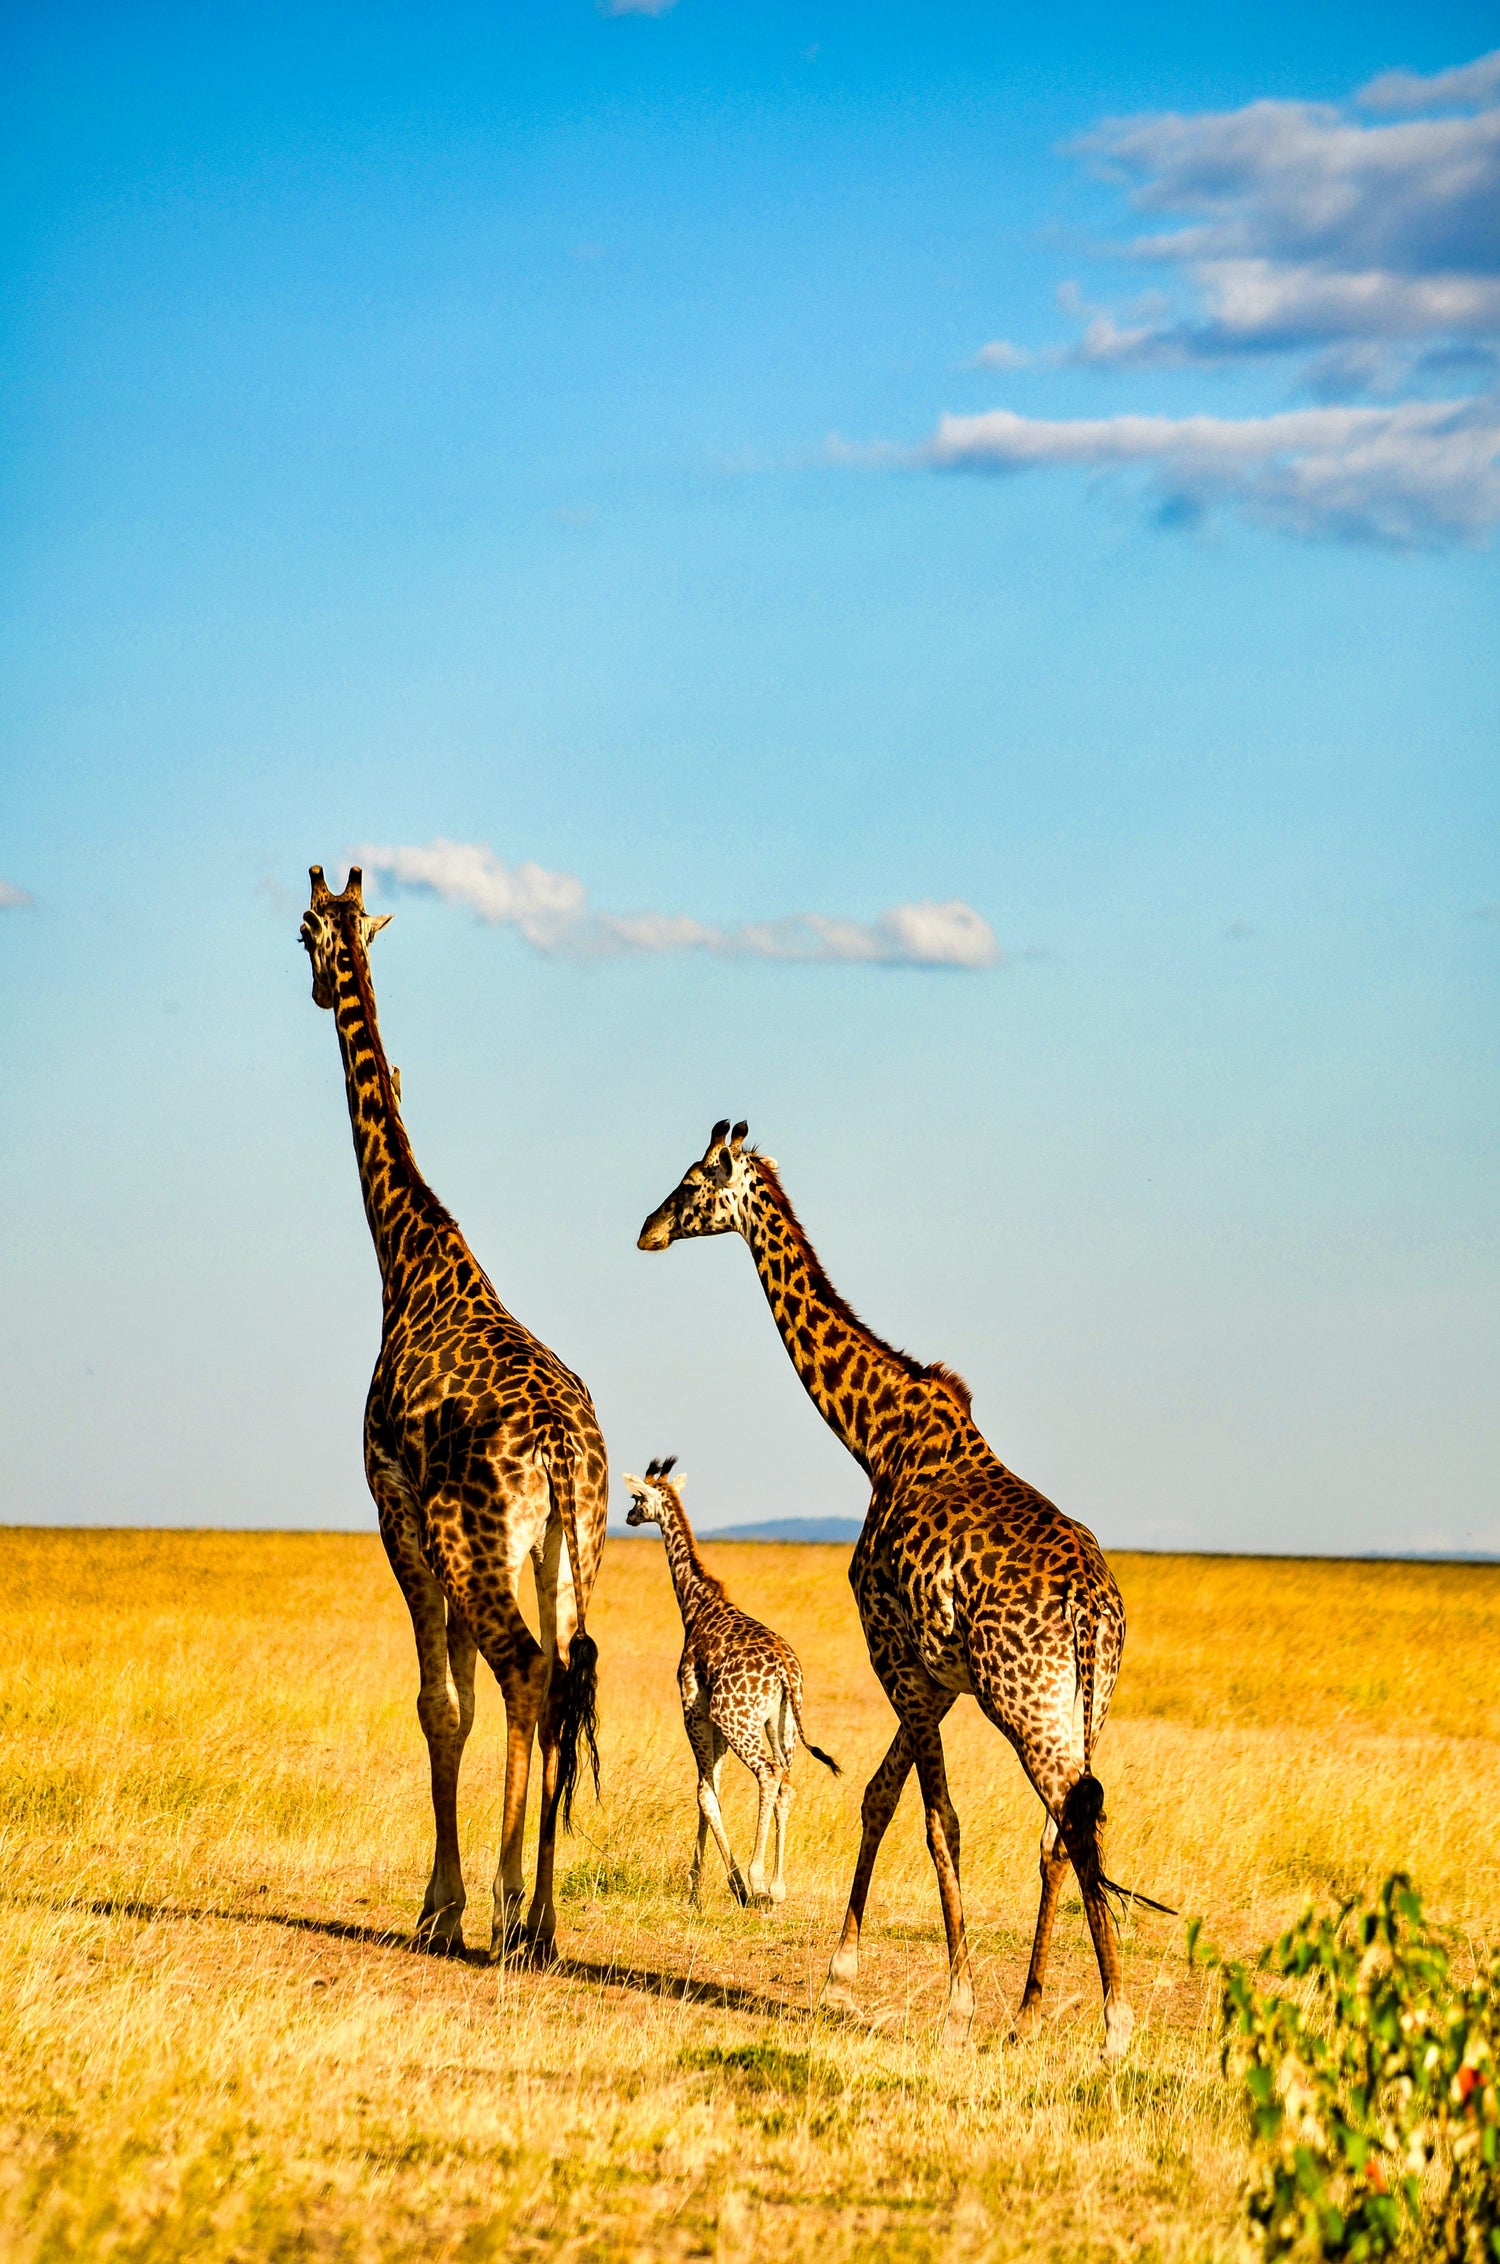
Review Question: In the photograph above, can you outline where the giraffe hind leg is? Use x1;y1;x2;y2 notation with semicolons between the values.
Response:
822;1720;919;2014
908;1704;975;2047
715;1709;778;1906
1013;1813;1070;2038
767;1690;794;1904
1020;1739;1134;2059
375;1484;474;1955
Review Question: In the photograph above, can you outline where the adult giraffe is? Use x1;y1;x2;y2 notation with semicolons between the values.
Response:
639;1121;1162;2055
300;864;606;1961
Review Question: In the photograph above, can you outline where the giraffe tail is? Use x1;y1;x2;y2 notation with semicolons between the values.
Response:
1066;1593;1176;1921
783;1673;842;1776
548;1443;601;1830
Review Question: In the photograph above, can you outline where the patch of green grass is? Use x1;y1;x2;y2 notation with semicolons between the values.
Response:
679;2043;845;2097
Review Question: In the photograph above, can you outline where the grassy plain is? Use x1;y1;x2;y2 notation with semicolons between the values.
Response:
1;1529;1497;2262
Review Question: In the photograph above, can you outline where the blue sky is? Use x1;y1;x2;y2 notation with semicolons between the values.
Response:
1;1;1495;1553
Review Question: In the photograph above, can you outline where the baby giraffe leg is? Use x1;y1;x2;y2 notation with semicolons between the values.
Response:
770;1775;794;1903
717;1713;778;1904
767;1690;794;1903
688;1714;747;1903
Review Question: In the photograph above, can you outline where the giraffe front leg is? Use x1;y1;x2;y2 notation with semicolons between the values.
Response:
822;1724;914;2014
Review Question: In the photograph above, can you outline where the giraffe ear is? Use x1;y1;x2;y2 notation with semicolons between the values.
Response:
670;1470;686;1491
362;913;393;945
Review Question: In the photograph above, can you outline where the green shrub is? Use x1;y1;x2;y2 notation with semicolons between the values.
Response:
1190;1875;1498;2260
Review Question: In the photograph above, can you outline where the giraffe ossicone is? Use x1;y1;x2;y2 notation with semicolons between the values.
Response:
639;1118;1170;2057
301;863;608;1965
623;1459;840;1909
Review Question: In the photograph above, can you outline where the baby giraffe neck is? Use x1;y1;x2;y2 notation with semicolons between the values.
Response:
657;1492;721;1626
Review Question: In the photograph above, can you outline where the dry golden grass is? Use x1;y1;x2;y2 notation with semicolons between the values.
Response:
1;1529;1496;2262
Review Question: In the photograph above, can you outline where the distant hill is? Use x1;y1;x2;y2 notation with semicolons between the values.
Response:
609;1517;862;1545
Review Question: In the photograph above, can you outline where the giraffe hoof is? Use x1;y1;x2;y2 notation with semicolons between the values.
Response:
818;1980;862;2021
749;1887;775;1909
728;1874;752;1907
414;1915;466;1957
522;1930;558;1969
1102;1998;1135;2061
1009;1999;1044;2042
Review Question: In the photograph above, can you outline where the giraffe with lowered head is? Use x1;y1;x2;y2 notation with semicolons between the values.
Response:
623;1456;840;1907
300;864;607;1961
638;1121;1167;2055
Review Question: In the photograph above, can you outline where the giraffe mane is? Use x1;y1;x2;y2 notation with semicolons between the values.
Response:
747;1154;974;1415
337;903;458;1235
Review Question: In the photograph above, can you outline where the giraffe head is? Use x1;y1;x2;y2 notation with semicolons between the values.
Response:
637;1120;775;1251
622;1455;684;1527
299;865;392;1008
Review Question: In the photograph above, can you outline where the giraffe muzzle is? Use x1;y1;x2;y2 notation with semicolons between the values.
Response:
637;1203;676;1252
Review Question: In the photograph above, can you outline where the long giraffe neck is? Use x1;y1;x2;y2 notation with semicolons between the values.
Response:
740;1158;971;1479
330;910;456;1308
655;1486;726;1628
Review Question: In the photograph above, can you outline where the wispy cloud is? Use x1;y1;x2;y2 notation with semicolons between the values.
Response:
601;0;679;15
0;879;35;911
867;52;1500;544
921;394;1500;546
354;841;999;970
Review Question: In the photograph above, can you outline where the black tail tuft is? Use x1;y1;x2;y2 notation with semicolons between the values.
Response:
806;1744;842;1777
1061;1772;1176;1920
555;1628;601;1831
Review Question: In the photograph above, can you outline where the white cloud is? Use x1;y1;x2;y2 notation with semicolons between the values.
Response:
1054;61;1500;383
355;841;999;970
0;879;34;910
923;394;1500;545
1073;261;1500;364
1079;99;1500;281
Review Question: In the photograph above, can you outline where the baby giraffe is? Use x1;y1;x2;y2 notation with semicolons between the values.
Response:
624;1459;841;1906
